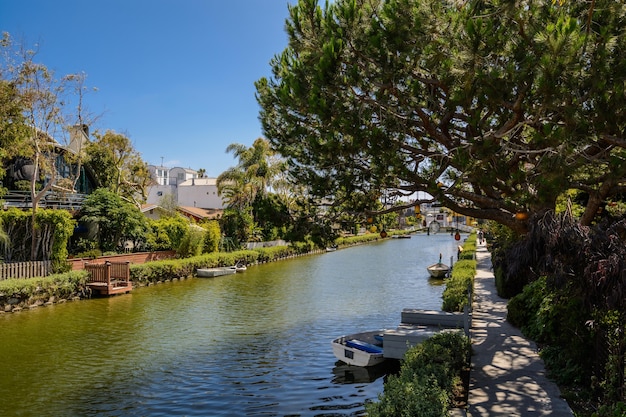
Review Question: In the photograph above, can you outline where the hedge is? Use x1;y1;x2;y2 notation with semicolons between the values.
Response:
0;270;90;308
442;233;478;312
130;250;257;283
129;244;325;284
365;332;471;416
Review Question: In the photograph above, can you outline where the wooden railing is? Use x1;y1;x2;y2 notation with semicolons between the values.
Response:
0;261;52;280
84;261;132;295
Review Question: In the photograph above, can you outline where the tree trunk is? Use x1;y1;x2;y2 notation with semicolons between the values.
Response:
29;153;57;261
580;181;615;226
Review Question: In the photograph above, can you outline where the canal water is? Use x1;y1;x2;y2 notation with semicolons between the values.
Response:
0;233;462;416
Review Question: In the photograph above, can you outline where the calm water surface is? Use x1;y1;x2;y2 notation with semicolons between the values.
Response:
0;233;462;416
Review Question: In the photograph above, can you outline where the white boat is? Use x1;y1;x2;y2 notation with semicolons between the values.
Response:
196;266;237;277
427;254;450;278
235;263;247;272
331;330;387;367
427;262;449;278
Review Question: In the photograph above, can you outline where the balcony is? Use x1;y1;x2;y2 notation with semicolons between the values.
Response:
2;190;87;211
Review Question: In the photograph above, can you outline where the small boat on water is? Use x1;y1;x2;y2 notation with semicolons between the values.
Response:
235;263;247;272
331;330;387;367
426;253;450;278
196;266;237;277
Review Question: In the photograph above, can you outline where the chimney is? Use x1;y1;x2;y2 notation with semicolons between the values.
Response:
68;124;89;155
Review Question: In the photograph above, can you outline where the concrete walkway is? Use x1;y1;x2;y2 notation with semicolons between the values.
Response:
466;241;575;416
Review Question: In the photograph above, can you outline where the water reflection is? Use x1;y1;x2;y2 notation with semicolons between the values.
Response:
331;360;401;384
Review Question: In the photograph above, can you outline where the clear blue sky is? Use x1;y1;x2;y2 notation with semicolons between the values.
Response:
1;0;296;177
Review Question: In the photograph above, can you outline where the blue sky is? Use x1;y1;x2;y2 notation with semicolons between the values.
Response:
1;0;296;177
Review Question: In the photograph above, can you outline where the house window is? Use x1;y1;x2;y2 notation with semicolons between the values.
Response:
56;155;71;179
156;169;169;185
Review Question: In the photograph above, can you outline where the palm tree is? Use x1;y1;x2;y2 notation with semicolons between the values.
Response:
197;168;206;178
217;138;285;209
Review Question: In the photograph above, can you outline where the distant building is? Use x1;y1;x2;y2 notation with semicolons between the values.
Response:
140;204;166;220
146;165;225;212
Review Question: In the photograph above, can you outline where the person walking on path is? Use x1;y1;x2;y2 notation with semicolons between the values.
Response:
467;240;574;416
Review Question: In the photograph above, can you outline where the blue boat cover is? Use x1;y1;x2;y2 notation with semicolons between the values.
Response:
345;339;383;354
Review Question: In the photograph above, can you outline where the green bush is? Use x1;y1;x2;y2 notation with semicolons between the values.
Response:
442;259;477;312
130;250;259;283
458;238;476;260
146;216;190;251
366;375;449;417
39;209;75;272
0;208;75;269
177;227;205;258
494;265;506;297
255;245;300;262
79;188;148;253
288;240;316;254
335;233;385;246
128;243;326;284
442;233;478;312
506;277;546;330
483;221;518;298
366;332;471;417
72;238;101;258
203;220;221;253
507;276;596;386
0;270;89;305
594;401;626;417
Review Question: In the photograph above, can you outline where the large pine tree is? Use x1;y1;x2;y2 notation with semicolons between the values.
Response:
256;0;626;234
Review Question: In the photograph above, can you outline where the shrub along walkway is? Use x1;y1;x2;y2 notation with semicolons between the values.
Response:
466;241;574;416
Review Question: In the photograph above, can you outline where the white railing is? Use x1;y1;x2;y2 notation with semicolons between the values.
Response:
0;261;52;280
2;190;86;211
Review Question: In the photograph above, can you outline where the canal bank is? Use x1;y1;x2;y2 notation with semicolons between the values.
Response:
0;231;410;313
466;240;574;416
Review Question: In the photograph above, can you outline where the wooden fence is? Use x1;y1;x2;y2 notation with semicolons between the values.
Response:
0;261;52;280
0;251;177;280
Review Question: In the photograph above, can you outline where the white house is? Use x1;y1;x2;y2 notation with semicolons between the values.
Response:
146;165;225;211
177;177;223;209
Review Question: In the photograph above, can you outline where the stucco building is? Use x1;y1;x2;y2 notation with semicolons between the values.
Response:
146;165;225;214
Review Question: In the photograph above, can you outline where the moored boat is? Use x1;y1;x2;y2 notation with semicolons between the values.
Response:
331;330;387;367
196;266;237;277
426;253;450;278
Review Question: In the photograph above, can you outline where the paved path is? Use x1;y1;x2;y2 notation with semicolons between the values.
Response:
466;241;575;416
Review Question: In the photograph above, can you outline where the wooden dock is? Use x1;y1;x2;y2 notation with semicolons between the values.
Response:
84;261;132;295
383;308;471;360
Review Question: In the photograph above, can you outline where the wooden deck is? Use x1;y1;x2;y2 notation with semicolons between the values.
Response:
85;261;132;295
